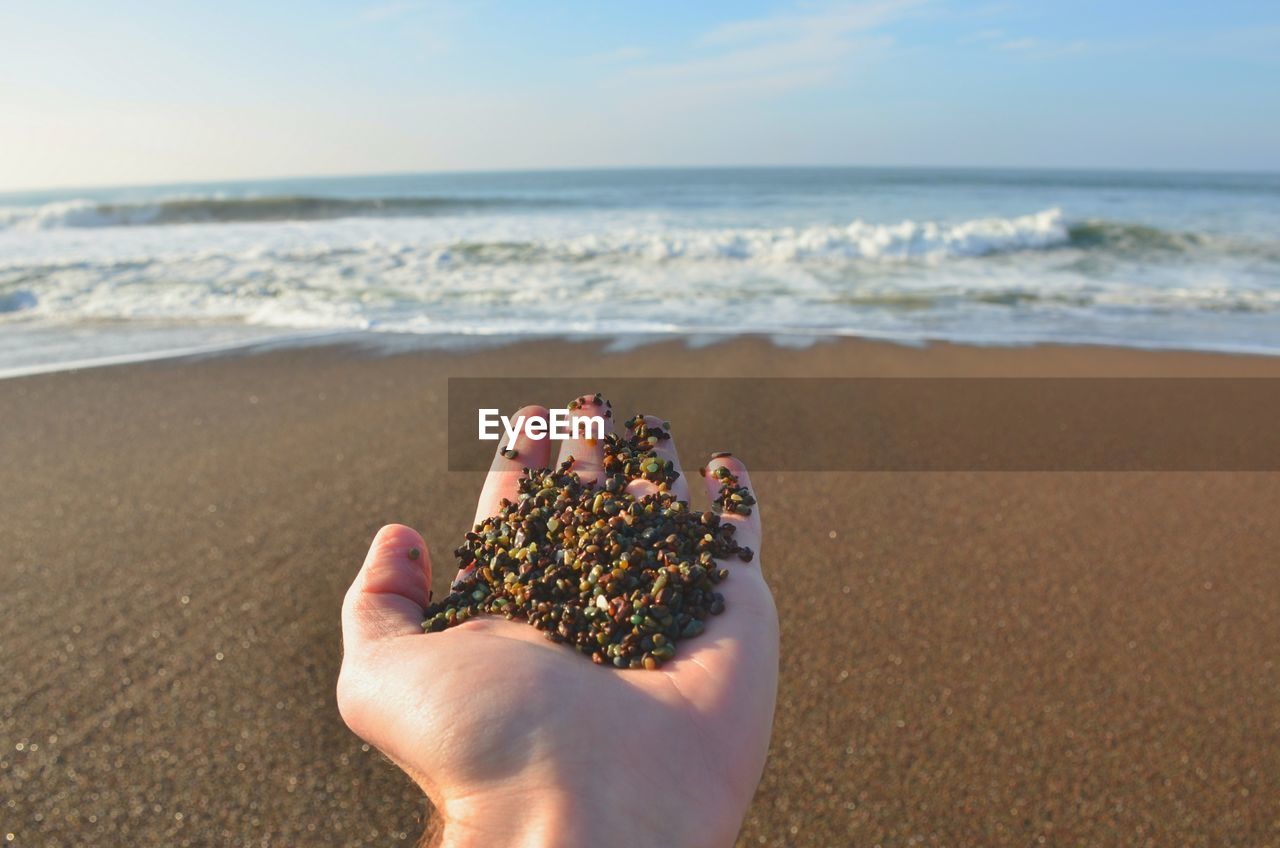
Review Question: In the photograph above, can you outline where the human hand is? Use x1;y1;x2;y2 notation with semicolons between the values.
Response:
338;397;779;847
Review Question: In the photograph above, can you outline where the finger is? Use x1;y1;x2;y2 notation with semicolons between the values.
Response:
668;453;775;730
342;524;433;648
554;393;614;488
701;453;761;556
623;413;691;503
472;404;553;527
671;452;768;685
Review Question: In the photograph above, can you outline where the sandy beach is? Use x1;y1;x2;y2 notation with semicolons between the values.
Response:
3;336;1279;847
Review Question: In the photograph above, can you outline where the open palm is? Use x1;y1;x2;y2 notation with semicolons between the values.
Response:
338;399;779;848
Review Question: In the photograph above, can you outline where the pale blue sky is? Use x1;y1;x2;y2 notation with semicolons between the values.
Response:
1;0;1278;190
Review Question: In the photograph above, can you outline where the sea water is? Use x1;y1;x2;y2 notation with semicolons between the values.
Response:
1;167;1278;375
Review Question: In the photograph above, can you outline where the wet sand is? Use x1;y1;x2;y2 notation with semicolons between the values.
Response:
2;337;1279;846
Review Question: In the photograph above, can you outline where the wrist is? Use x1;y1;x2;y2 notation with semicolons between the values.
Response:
434;793;596;848
434;799;564;848
431;784;737;848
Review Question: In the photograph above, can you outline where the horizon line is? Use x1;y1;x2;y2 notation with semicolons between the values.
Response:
4;161;1280;197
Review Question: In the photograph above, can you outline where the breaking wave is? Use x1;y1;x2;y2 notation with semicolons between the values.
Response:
6;196;1267;266
0;194;563;230
460;208;1071;262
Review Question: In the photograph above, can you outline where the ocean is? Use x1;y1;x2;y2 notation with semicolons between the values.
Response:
2;167;1278;375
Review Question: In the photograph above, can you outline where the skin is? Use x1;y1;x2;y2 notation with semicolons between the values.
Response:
338;397;780;847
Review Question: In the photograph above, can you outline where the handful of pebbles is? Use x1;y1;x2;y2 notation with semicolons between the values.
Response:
422;410;756;670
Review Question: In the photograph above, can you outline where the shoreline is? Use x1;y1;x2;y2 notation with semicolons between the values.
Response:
5;326;1280;382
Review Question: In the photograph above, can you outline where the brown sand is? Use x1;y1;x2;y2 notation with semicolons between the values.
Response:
2;337;1278;846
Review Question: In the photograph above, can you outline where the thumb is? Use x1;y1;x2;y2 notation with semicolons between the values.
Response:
342;524;433;647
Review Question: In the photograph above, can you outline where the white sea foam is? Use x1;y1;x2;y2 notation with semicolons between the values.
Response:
0;208;1074;341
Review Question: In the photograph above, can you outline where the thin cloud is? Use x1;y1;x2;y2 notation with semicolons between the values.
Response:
360;1;428;22
698;0;919;46
584;46;648;64
998;36;1090;58
971;1;1017;16
613;0;921;98
999;37;1039;51
354;1;465;53
959;28;1005;44
1196;24;1280;61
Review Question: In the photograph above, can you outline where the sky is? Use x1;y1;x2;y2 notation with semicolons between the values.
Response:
1;0;1278;190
